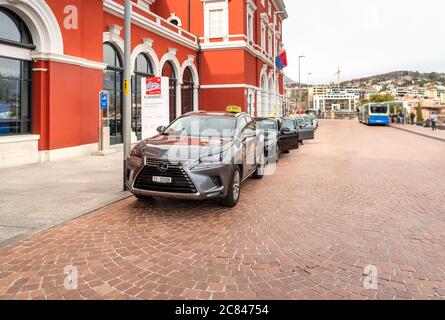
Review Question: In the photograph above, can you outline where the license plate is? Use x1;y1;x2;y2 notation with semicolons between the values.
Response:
152;176;172;184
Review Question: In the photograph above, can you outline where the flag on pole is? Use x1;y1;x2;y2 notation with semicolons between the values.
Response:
275;50;288;70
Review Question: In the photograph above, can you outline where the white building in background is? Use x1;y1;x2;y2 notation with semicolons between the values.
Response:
313;87;360;112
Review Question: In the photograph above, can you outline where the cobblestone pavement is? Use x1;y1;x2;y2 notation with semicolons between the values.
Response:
0;120;444;300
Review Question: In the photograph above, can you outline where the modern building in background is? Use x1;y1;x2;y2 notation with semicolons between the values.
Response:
0;0;287;168
313;86;360;113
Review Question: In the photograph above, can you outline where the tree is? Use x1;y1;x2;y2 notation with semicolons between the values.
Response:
416;105;424;124
357;94;394;107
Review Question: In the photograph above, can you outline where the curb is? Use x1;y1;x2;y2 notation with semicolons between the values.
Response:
390;125;445;143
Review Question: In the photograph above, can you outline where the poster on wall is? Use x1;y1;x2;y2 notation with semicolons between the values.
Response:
141;77;170;139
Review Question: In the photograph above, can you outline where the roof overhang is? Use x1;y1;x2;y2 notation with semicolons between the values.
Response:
273;0;288;19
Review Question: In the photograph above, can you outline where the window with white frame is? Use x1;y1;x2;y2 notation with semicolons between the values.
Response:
268;2;272;16
268;28;273;56
209;9;224;37
246;1;256;42
247;13;253;41
204;0;228;39
261;20;266;50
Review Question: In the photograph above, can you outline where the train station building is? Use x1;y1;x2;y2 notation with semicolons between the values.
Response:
0;0;287;168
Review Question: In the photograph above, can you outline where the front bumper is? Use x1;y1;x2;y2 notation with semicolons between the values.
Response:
126;157;232;200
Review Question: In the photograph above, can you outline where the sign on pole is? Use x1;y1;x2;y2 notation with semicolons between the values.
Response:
123;80;129;95
99;91;109;110
141;76;169;139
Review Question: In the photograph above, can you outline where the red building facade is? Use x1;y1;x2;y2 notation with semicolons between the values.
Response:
0;0;287;167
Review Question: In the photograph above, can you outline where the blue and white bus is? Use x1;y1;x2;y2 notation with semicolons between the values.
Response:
358;103;390;125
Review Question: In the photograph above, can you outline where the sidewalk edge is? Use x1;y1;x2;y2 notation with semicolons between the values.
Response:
390;125;445;143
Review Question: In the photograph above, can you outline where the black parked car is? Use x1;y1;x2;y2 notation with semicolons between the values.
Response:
285;117;315;145
255;117;300;162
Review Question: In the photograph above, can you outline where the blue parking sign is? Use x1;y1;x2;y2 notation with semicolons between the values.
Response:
100;91;109;110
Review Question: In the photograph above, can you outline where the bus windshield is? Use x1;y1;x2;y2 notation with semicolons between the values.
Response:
370;106;388;114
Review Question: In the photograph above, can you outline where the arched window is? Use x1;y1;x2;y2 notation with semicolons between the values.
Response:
103;43;123;145
162;61;177;123
0;8;33;45
181;67;194;115
132;53;154;141
0;8;34;136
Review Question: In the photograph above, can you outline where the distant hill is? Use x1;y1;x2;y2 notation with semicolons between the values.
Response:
284;75;309;87
343;71;445;86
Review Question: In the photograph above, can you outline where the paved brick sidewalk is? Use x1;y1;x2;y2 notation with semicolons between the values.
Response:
0;146;129;247
390;123;445;142
0;120;444;300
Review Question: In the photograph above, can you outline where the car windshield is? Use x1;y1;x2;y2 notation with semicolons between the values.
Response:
163;115;237;138
258;120;278;131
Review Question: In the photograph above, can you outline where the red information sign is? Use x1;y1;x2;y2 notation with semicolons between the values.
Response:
145;77;162;95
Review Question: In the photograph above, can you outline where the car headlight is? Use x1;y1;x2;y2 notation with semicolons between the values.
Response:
130;144;143;158
190;153;225;170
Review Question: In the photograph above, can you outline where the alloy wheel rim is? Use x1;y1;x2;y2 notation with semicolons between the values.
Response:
233;171;240;201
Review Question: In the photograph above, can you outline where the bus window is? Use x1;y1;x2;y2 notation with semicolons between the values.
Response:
370;106;387;114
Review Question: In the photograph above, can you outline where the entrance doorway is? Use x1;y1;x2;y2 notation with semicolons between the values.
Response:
181;67;194;115
103;43;123;145
162;61;177;123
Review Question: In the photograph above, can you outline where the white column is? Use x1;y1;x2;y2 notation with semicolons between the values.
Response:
176;81;182;118
193;85;199;111
256;91;262;117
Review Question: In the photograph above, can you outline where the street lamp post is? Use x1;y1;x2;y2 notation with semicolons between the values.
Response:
298;55;305;113
272;11;285;116
123;0;132;190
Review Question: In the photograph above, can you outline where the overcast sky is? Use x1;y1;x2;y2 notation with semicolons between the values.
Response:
283;0;445;84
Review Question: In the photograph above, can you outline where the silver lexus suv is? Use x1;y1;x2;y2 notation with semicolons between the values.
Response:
126;111;265;207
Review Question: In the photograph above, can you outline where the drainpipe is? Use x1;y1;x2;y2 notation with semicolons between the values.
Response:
188;0;191;32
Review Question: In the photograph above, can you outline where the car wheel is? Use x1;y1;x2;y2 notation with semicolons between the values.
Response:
221;166;241;208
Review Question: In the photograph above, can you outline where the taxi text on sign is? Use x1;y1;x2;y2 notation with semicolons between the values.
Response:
123;80;130;95
141;77;169;139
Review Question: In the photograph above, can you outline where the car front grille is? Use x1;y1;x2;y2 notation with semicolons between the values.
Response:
134;159;197;194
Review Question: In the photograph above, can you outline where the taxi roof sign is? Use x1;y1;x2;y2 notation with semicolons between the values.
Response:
226;105;242;113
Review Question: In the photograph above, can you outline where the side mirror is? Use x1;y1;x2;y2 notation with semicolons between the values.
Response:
281;127;291;134
156;126;166;134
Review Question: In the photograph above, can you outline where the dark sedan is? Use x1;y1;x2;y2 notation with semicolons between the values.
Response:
255;117;300;162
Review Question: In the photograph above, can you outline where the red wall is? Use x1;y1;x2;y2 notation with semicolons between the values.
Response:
32;0;286;152
35;62;101;151
202;89;246;112
200;50;245;85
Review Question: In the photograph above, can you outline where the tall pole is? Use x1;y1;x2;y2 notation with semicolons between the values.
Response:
298;55;305;113
123;0;132;190
272;23;277;116
273;11;285;116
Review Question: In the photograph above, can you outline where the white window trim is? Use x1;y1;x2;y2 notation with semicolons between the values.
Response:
246;0;257;42
167;13;182;27
136;0;155;10
0;44;32;61
203;0;229;41
260;13;269;50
